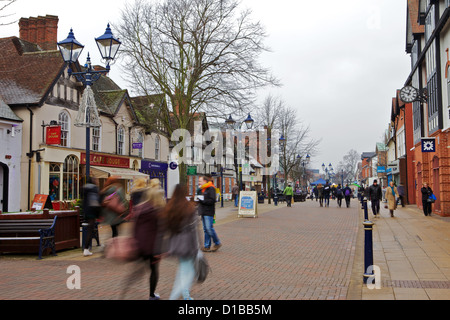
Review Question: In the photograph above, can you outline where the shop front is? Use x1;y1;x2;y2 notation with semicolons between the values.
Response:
81;153;148;197
140;160;168;197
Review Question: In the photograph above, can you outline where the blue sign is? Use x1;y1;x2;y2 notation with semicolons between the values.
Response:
421;138;436;153
377;166;386;173
132;142;143;149
141;160;168;171
240;196;254;210
169;162;178;170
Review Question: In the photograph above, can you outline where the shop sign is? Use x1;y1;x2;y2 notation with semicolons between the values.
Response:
377;166;386;173
132;143;143;149
238;191;258;218
81;153;129;168
141;160;169;171
421;138;436;153
187;166;197;175
31;194;52;210
46;126;61;145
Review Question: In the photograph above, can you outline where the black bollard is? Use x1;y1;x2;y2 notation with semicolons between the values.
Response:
363;197;369;221
363;221;374;284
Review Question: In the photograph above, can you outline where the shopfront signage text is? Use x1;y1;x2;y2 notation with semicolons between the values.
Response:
81;153;130;168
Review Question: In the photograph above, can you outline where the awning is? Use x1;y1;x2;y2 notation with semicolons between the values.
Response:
90;166;149;180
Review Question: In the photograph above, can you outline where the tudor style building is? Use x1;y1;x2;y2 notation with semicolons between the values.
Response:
402;0;450;216
0;15;170;211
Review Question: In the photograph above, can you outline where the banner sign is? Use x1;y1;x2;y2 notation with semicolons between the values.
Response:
132;142;143;149
81;153;130;168
46;126;61;145
238;191;258;218
421;138;436;152
377;166;386;173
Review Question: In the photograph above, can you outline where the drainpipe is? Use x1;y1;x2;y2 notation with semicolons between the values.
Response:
27;106;33;210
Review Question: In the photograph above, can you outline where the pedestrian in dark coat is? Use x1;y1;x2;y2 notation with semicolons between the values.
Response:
82;177;101;256
368;180;382;218
343;184;352;208
197;175;221;252
421;182;433;216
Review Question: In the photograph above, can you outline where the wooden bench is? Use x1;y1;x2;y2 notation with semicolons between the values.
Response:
0;216;57;259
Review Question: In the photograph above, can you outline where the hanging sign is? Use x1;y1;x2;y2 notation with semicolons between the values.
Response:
421;138;436;152
238;191;258;218
132;142;143;149
46;126;61;145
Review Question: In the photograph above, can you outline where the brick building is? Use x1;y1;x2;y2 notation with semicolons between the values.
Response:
402;0;450;216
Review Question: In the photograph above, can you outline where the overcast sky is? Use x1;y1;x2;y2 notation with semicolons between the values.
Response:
1;0;411;173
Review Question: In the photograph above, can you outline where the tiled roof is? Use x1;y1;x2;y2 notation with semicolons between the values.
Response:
0;36;64;106
0;95;22;122
408;0;424;34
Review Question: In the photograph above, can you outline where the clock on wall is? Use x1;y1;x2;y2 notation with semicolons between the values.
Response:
399;85;418;103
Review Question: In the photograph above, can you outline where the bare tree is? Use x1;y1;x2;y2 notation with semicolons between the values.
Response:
116;0;280;181
335;149;359;185
0;0;17;26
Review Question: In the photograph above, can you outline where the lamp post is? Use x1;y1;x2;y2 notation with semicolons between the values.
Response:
57;25;121;180
225;113;254;191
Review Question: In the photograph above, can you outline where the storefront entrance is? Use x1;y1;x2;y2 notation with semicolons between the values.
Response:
140;161;168;197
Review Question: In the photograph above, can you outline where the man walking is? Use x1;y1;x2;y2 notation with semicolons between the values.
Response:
198;175;222;252
368;180;382;218
323;182;331;207
283;184;294;207
232;183;239;207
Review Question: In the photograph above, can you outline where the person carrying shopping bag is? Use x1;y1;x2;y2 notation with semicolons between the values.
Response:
386;181;399;217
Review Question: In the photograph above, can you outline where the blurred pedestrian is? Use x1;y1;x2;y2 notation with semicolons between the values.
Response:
421;182;433;216
121;182;166;300
323;182;331;207
198;175;222;252
368;179;382;218
129;177;148;221
82;177;101;256
335;184;343;208
100;176;129;238
165;184;199;300
386;181;399;217
397;184;405;207
317;183;324;207
343;184;352;208
283;184;293;207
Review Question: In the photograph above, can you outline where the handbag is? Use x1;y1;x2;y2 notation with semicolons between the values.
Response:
104;236;139;263
194;250;210;283
102;191;127;214
428;194;436;203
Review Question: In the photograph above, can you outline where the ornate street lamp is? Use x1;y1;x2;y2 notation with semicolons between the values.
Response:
58;24;121;179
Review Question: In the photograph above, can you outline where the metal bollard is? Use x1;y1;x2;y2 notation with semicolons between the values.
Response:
363;220;374;284
363;197;369;221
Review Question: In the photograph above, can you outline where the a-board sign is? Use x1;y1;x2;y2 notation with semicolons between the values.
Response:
31;194;52;211
238;191;258;218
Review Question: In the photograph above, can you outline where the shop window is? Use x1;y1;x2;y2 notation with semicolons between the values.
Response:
58;110;70;147
63;155;79;200
49;163;61;201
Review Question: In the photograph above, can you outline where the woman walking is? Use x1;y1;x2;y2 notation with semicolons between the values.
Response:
165;184;199;300
121;183;166;300
421;182;433;216
386;181;399;217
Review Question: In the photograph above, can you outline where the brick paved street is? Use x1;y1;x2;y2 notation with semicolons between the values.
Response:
0;199;360;300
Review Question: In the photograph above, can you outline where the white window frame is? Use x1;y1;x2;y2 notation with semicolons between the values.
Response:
118;126;125;155
155;135;160;161
92;125;102;152
58;110;70;147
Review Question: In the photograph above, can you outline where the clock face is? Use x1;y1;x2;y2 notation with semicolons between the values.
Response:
400;86;418;103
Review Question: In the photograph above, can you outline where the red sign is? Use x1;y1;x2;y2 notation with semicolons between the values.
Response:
81;153;130;168
31;194;52;210
46;126;61;145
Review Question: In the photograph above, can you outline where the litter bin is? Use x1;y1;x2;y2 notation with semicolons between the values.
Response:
273;194;278;206
258;194;265;204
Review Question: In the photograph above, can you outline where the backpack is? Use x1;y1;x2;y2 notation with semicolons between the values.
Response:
336;189;343;197
345;189;351;196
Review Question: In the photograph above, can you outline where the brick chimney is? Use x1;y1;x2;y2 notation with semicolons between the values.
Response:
19;15;59;51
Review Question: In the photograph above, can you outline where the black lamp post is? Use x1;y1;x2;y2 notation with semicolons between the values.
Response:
57;25;121;180
225;113;254;191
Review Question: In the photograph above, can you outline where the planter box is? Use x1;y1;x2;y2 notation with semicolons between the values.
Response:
0;207;80;256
